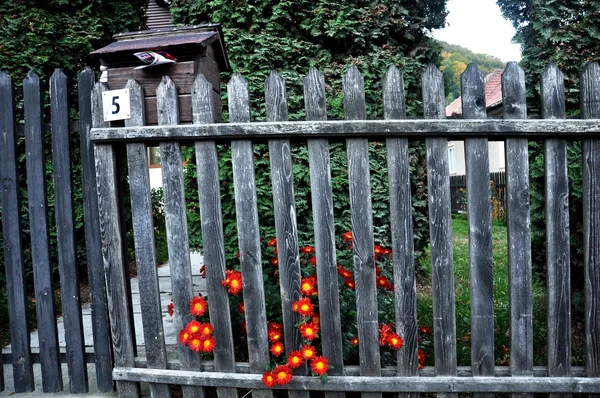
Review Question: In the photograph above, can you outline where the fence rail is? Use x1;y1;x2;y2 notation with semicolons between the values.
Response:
89;61;600;397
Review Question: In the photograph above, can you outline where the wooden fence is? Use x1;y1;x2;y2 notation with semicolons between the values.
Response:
89;61;600;397
0;69;115;393
450;171;506;219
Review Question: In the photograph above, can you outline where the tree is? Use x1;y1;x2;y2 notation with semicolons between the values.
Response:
496;0;600;285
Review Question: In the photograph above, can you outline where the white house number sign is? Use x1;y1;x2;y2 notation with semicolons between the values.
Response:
102;88;131;122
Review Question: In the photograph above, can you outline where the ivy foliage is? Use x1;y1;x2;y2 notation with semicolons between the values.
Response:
169;1;446;274
497;0;599;283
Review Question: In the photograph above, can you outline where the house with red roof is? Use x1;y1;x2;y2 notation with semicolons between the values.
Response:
445;69;506;176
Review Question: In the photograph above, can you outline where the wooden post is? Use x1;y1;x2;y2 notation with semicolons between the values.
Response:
228;73;273;398
24;70;63;393
422;64;457;398
50;68;88;393
0;71;34;394
502;63;533;398
384;65;419;398
304;68;346;398
80;68;114;393
343;66;382;398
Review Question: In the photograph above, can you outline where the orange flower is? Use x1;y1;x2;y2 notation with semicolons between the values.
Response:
201;336;216;352
199;264;206;278
376;275;390;289
287;350;305;369
198;322;213;337
188;336;203;352
418;349;426;364
268;329;282;343
274;365;293;385
382;247;392;255
311;315;320;325
299;322;319;340
419;326;432;334
386;283;394;291
185;320;202;334
240;321;246;333
374;245;384;256
222;270;243;295
375;266;382;275
342;231;353;242
350;337;359;346
337;265;352;278
268;238;277;247
292;298;314;316
238;301;245;315
345;278;355;290
387;333;403;350
178;330;191;345
300;275;317;296
167;299;174;317
300;245;315;254
311;356;329;376
379;323;394;346
262;371;276;387
309;256;317;266
270;341;285;357
190;296;208;316
269;322;283;332
301;344;316;360
271;258;279;266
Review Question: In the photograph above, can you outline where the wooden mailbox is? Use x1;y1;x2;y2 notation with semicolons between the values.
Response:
91;24;229;123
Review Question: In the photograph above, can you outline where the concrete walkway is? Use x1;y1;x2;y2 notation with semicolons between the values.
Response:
1;253;206;396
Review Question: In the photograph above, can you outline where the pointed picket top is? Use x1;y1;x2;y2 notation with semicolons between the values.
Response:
50;68;68;100
124;79;146;127
0;71;15;120
265;70;288;122
192;74;215;124
541;64;566;119
502;62;527;119
343;65;366;120
303;68;327;121
24;69;40;86
227;73;251;123
91;82;108;129
383;64;406;120
580;61;600;119
461;63;486;119
157;75;179;125
0;70;11;86
422;63;445;119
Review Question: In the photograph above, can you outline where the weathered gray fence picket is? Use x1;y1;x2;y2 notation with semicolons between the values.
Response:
89;60;600;397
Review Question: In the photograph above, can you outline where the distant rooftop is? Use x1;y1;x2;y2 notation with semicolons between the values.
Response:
446;69;503;117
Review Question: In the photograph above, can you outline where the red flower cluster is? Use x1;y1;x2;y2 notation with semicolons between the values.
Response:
379;323;403;350
178;296;216;354
418;349;426;369
199;264;206;278
222;269;243;295
167;299;174;317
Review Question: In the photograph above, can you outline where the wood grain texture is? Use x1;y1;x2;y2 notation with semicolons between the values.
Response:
90;118;600;142
422;65;458;392
343;66;381;398
228;73;273;398
502;63;533;388
157;76;205;398
541;65;571;386
580;61;600;379
113;368;600;394
461;64;495;381
0;71;33;393
383;66;418;389
24;71;63;393
50;69;88;393
93;80;139;398
304;69;345;398
85;74;115;393
192;74;237;398
265;71;310;398
125;78;171;398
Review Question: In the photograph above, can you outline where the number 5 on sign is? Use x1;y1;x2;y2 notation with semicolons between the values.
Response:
102;88;131;122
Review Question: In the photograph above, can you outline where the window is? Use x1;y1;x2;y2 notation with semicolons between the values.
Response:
148;146;161;168
448;146;456;174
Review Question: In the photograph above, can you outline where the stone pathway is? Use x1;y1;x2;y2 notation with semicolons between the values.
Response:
1;253;206;396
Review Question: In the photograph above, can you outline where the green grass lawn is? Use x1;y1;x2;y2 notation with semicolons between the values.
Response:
416;215;551;367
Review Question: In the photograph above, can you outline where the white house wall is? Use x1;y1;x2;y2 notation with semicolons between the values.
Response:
448;140;505;176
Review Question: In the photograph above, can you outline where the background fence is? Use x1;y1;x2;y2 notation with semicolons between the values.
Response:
450;171;506;220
